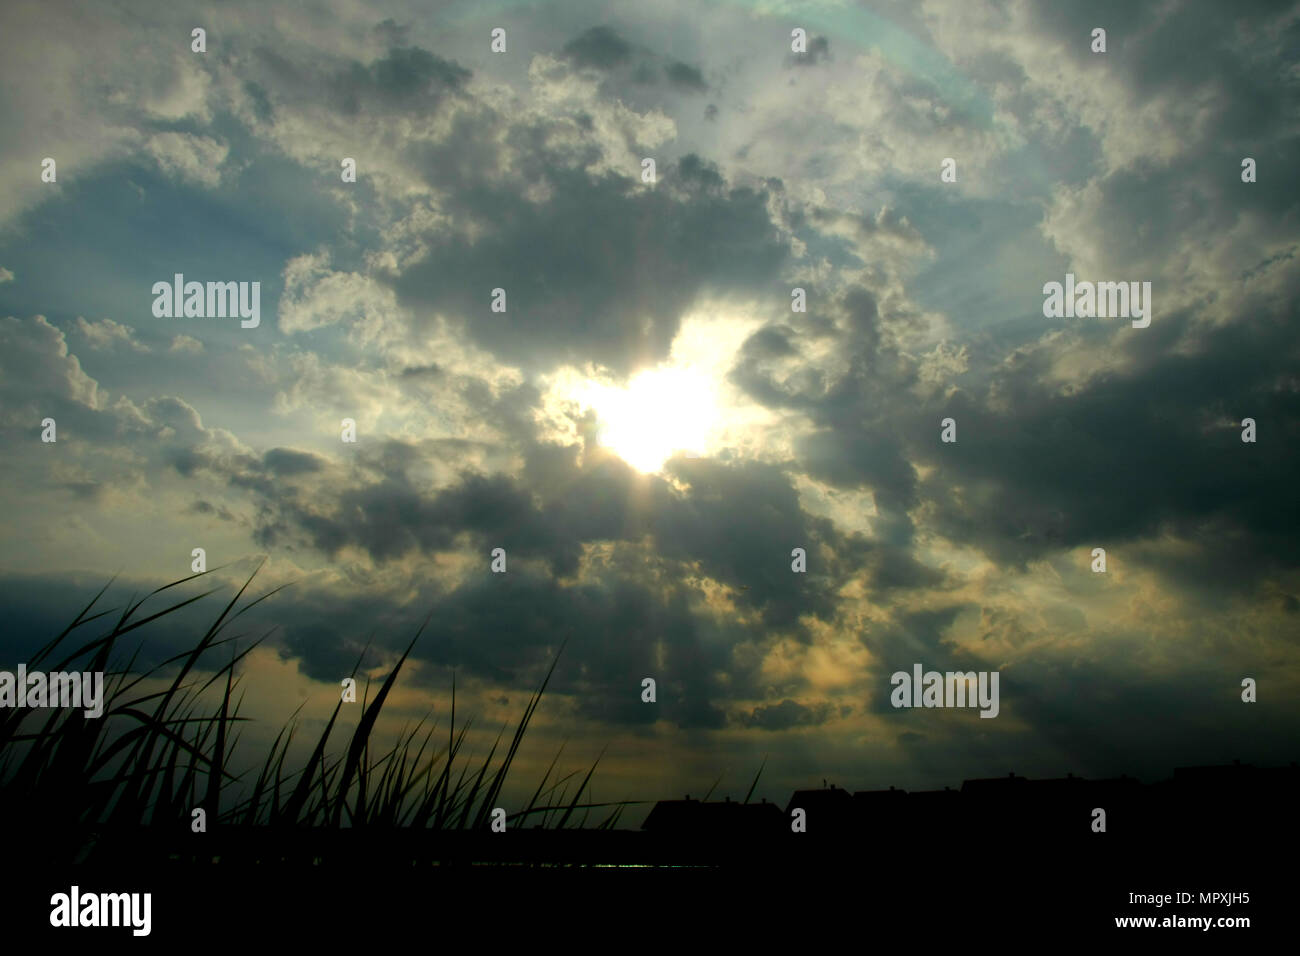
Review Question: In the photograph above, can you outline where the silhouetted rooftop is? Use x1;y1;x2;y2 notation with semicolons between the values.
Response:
642;762;1298;838
643;797;783;833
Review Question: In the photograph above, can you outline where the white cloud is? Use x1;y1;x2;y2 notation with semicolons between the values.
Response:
0;315;102;420
73;316;150;352
0;3;219;227
144;132;228;188
169;334;204;354
279;251;400;337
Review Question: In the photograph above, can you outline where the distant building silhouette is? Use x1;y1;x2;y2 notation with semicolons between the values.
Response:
642;795;783;835
641;761;1299;842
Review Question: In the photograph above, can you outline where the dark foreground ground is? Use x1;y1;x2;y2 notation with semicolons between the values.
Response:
8;818;1286;943
6;760;1292;941
9;761;1292;941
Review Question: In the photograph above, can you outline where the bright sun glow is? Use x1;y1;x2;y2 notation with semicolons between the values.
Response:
583;366;718;473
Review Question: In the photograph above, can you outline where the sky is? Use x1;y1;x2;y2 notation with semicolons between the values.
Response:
1;0;1298;822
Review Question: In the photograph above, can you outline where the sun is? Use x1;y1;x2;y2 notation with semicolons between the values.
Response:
584;366;718;473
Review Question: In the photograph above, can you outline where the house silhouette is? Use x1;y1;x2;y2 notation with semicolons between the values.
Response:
641;761;1298;844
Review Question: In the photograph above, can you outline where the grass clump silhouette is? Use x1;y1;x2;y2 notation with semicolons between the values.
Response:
0;563;629;866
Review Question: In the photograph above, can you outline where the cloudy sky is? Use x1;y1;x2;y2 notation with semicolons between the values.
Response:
1;0;1297;820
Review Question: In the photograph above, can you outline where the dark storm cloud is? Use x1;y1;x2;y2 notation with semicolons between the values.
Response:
720;0;1298;601
920;301;1300;588
960;642;1300;779
0;570;257;673
263;447;326;476
1026;0;1294;111
391;155;789;375
190;556;738;730
399;571;733;730
562;26;709;94
254;43;470;116
862;606;972;712
188;499;238;522
917;0;1300;594
562;27;634;70
333;46;470;114
729;233;1300;600
729;285;925;534
739;290;1300;594
183;427;870;635
664;60;707;92
652;458;852;630
788;35;830;67
739;324;797;359
398;362;441;379
741;698;835;730
59;480;104;501
240;36;755;376
372;18;411;49
334;470;577;569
